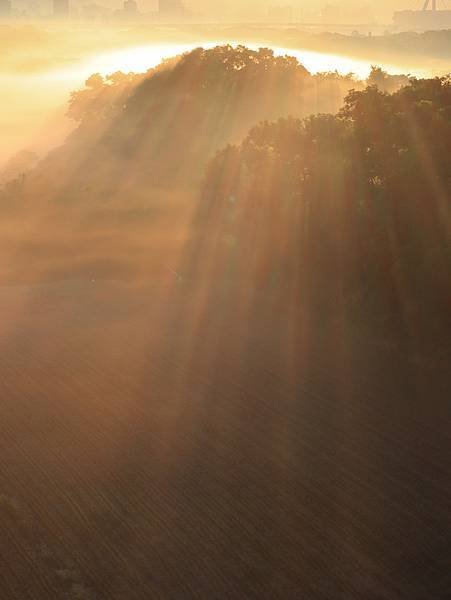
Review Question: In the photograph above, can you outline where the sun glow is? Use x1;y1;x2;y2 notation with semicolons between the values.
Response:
0;40;433;165
85;44;202;77
82;42;404;80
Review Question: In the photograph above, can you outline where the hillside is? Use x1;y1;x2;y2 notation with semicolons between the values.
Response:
0;44;450;600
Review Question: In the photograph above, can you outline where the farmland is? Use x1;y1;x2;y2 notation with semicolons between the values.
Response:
0;40;450;600
0;280;449;599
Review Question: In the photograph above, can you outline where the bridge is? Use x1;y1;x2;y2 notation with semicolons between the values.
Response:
394;0;451;29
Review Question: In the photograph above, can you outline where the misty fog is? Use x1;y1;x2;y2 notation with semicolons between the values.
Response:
1;23;450;165
0;16;450;600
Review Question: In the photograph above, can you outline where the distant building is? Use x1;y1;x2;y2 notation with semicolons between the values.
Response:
123;0;137;15
82;2;111;20
159;0;185;19
53;0;69;17
0;0;12;17
113;0;138;20
267;5;293;23
321;4;342;23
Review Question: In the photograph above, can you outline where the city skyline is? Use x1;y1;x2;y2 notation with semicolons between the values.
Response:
0;0;441;22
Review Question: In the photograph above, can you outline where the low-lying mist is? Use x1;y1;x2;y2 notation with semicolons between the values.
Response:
1;23;450;164
0;27;450;600
0;42;449;361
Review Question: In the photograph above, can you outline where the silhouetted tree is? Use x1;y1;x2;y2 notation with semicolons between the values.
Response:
199;77;451;344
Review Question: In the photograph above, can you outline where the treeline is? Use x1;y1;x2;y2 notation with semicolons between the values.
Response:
1;46;372;197
0;46;449;355
193;75;450;348
2;46;413;195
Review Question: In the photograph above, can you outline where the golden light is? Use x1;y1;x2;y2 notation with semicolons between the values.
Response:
82;43;403;80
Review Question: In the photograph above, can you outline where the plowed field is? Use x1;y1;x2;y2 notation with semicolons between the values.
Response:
0;281;449;599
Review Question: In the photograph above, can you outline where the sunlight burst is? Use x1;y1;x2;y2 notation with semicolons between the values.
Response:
84;43;402;80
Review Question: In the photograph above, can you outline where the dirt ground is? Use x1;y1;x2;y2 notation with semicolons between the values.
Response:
0;279;449;599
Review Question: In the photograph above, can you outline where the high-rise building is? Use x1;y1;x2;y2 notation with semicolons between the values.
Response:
321;4;342;23
159;0;184;18
268;5;293;23
0;0;12;17
53;0;69;18
123;0;137;15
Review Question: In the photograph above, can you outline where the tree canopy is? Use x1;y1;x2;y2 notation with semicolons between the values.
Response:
0;47;448;355
198;77;450;343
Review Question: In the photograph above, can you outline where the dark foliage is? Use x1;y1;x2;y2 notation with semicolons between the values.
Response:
15;45;361;198
199;77;451;346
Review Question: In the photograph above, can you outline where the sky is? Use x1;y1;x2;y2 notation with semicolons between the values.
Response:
172;0;416;21
1;0;446;164
11;0;423;23
46;0;423;22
